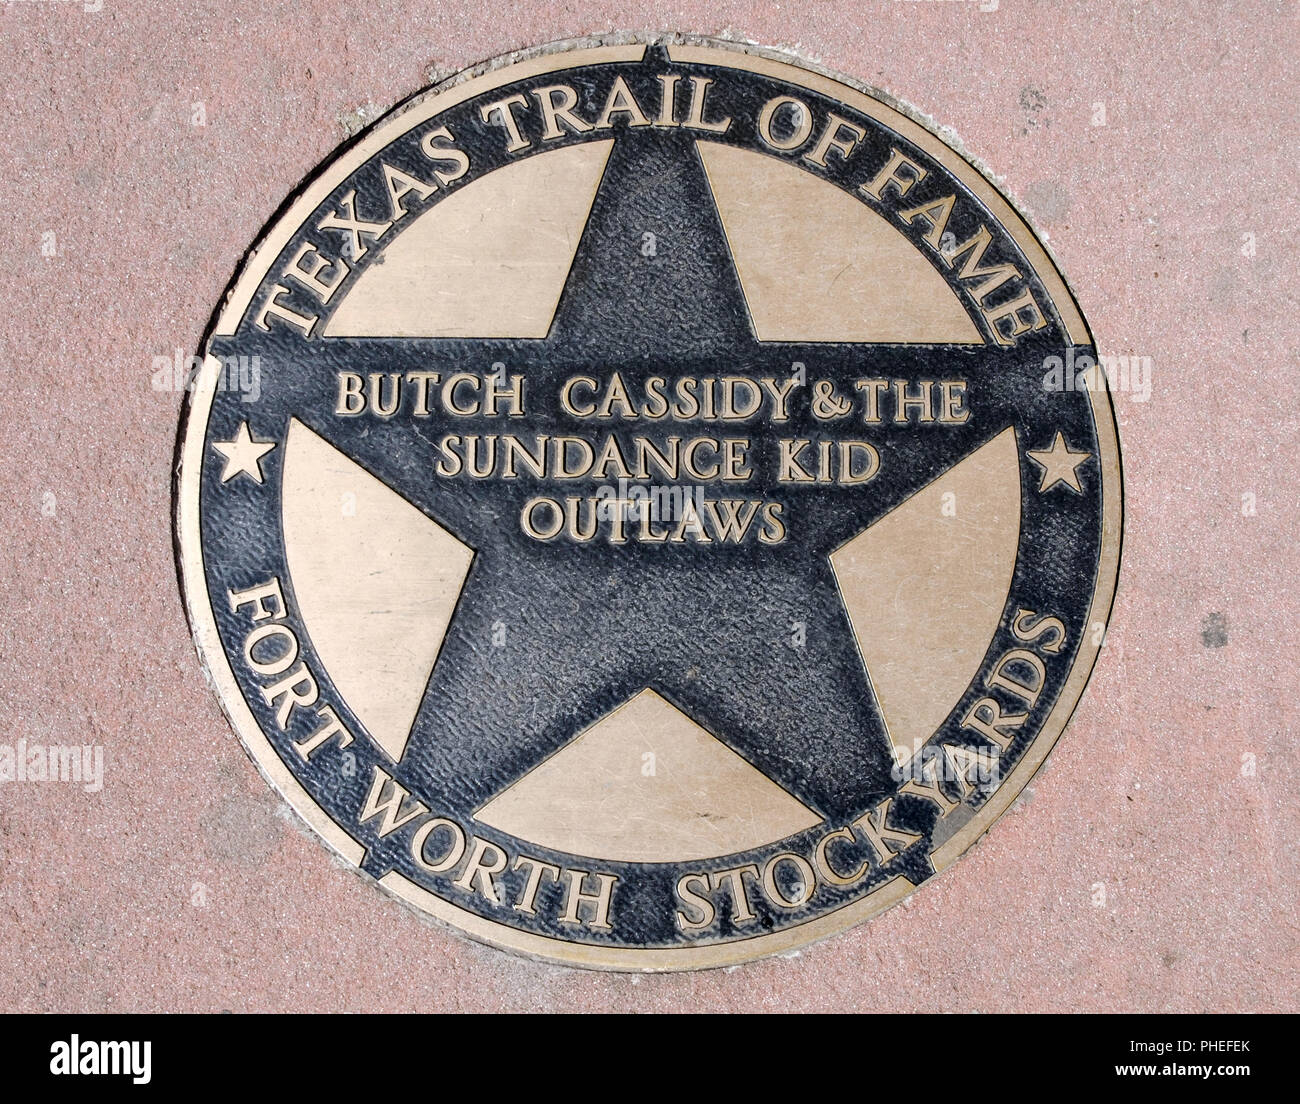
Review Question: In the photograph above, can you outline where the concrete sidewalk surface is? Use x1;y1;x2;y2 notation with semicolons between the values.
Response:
0;1;1295;1012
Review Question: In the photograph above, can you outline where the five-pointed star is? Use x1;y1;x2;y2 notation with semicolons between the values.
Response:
1027;430;1091;493
209;112;1081;820
212;421;276;484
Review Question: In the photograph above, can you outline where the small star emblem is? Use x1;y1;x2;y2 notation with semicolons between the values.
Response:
212;421;276;484
1026;431;1091;493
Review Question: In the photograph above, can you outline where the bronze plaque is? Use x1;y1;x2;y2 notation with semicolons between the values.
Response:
176;37;1122;969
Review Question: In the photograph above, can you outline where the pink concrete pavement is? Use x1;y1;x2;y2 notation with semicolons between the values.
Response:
0;1;1296;1012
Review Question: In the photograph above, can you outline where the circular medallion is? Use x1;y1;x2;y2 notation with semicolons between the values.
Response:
176;36;1122;970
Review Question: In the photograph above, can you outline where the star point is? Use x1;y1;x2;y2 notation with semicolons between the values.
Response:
1026;430;1090;493
212;421;276;484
